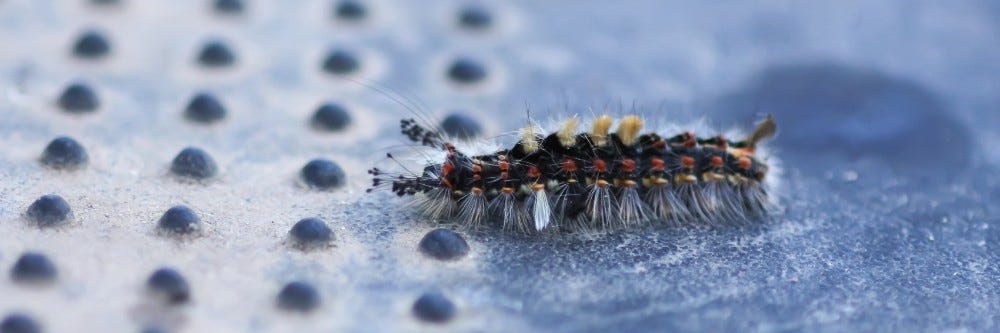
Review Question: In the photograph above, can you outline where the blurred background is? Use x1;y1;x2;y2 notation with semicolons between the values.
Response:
0;0;998;332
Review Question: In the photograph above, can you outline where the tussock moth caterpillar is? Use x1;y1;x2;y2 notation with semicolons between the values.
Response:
369;113;778;233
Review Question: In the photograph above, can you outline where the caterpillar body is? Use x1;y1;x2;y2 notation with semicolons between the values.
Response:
369;114;778;233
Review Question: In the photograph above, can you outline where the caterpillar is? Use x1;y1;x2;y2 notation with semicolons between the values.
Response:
369;114;778;233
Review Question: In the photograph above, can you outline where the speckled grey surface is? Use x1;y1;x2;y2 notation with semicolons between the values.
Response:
1;0;998;332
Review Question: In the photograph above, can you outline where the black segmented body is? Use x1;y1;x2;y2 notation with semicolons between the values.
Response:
371;117;775;232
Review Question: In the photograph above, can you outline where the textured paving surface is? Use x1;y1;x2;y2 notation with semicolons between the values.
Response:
1;0;999;332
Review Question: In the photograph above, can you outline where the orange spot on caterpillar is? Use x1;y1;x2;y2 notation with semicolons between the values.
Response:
621;159;636;173
442;162;454;177
710;156;724;168
680;155;695;169
593;159;607;173
527;166;541;178
650;158;665;172
561;158;577;172
738;156;752;170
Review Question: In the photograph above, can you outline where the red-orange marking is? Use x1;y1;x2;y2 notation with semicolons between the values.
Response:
621;159;636;173
527;166;541;178
593;159;608;173
680;156;695;169
650;158;665;172
442;162;454;176
738;157;752;170
710;156;724;168
561;158;577;172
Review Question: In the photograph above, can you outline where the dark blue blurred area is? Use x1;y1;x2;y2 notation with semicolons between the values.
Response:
709;62;971;180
